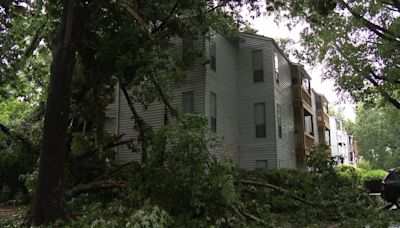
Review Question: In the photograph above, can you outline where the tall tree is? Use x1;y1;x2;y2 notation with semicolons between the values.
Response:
30;0;83;224
348;104;400;169
267;0;400;109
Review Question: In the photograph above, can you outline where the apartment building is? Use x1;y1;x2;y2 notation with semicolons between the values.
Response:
291;64;318;168
105;33;340;170
329;116;359;166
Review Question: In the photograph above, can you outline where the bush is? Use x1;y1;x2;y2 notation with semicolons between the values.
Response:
335;165;365;186
361;169;387;192
361;169;387;183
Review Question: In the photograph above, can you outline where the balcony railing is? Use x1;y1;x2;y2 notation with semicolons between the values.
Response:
301;87;312;109
304;133;314;149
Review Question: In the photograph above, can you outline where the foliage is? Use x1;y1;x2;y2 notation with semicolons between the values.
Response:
361;169;388;183
336;165;365;185
306;143;336;174
349;104;400;169
0;141;36;203
267;0;400;109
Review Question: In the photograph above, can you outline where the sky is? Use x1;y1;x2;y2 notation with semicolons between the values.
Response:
247;15;357;121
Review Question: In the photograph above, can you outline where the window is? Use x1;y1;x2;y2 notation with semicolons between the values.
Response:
302;76;311;93
277;104;282;138
256;160;268;170
210;41;216;71
274;52;279;84
182;91;193;114
210;92;216;132
182;31;194;66
254;103;266;138
252;49;263;82
325;130;331;145
304;115;314;135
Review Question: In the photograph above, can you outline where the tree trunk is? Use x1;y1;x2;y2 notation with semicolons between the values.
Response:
30;0;80;225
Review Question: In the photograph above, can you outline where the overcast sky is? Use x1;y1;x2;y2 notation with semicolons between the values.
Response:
247;15;356;120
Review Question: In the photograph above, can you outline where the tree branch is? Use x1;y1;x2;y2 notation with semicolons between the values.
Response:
149;72;178;117
119;82;151;161
151;0;182;34
364;74;400;109
370;69;400;84
0;122;35;154
337;0;400;44
239;180;318;206
74;136;131;160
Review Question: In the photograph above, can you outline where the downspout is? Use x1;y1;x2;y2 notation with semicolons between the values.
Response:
115;81;121;161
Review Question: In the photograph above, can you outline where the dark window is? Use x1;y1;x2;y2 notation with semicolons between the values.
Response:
210;42;216;71
252;49;263;82
254;103;266;138
277;104;282;138
182;91;193;114
274;52;280;84
210;92;216;132
304;115;314;135
182;32;194;66
256;160;268;170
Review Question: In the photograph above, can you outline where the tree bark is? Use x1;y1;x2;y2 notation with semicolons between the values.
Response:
30;0;81;225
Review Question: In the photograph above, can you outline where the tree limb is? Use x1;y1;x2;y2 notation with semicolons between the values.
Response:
74;136;131;160
65;180;126;200
119;82;150;161
337;0;400;44
364;74;400;109
369;69;400;84
149;72;178;117
151;0;182;34
0;122;35;154
239;180;318;206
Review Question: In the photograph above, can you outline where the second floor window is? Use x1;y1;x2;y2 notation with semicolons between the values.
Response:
277;104;282;138
210;42;216;71
210;92;217;132
252;49;263;82
182;91;193;114
254;103;266;138
274;52;280;84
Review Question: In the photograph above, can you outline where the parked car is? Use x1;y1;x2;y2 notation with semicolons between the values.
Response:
381;168;400;207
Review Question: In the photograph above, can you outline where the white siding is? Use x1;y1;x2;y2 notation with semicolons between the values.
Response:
274;47;296;169
204;34;240;163
237;35;277;169
111;39;206;162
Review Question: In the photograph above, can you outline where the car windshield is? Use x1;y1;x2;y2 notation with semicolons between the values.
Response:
386;171;400;181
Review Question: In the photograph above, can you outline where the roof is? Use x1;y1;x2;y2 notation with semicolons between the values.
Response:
241;33;292;64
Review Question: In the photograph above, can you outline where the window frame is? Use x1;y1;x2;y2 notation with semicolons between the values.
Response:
277;104;282;138
210;92;217;132
256;160;268;170
210;41;216;72
254;102;266;138
252;49;264;83
182;91;194;114
274;52;280;84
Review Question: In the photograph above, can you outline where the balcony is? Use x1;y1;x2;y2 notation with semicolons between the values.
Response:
304;132;314;149
317;110;330;129
301;87;312;109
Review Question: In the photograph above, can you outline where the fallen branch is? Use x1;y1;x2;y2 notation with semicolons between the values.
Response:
242;211;269;226
239;180;318;206
74;135;131;159
65;180;127;200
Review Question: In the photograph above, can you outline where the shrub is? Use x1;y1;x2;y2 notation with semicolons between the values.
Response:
361;169;387;183
361;169;387;193
335;165;365;186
